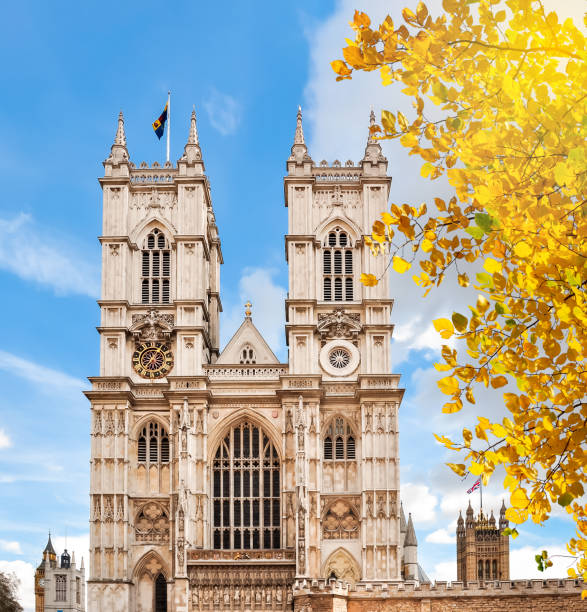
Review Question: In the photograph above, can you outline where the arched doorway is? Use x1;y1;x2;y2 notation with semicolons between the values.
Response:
155;573;166;612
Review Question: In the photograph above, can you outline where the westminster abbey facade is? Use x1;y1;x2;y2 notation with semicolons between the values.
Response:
86;107;587;612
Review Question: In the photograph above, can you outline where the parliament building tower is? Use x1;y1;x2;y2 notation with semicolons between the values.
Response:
86;108;417;612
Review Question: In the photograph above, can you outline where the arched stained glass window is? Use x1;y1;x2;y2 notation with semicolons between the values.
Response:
212;421;280;550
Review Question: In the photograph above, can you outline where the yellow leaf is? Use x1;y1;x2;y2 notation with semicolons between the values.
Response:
490;375;508;388
420;238;433;252
421;162;435;178
381;212;394;225
484;258;502;274
437;375;459;395
514;241;532;258
400;133;418;147
353;9;371;27
331;60;352;77
505;507;527;524
447;462;466;476
469;461;484;475
360;273;378;286
397;110;408;131
463;427;473;447
343;45;364;67
392;256;411;273
511;488;530;509
433;318;454;339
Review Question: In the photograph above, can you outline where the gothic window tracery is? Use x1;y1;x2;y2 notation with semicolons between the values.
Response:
239;345;256;364
323;417;356;460
138;422;170;465
55;575;66;601
141;228;171;304
212;421;280;550
323;228;354;302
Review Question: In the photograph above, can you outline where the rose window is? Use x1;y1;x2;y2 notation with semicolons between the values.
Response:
329;348;351;369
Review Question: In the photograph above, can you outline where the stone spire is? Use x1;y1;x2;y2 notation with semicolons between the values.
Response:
294;106;305;145
289;106;312;165
179;108;204;172
499;499;508;529
105;111;129;165
362;108;387;167
405;513;418;547
368;107;376;143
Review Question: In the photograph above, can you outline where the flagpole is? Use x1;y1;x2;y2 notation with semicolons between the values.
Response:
166;90;171;163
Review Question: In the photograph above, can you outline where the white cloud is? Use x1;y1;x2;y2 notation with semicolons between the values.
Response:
510;544;572;579
426;528;455;545
429;560;456;582
52;533;90;566
204;88;241;136
0;349;85;393
0;427;11;449
0;540;22;554
220;267;287;359
401;483;438;524
0;559;34;611
0;214;99;298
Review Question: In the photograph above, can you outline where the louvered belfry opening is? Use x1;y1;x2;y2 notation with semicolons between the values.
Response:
323;228;354;302
323;417;355;460
212;421;281;550
141;228;171;304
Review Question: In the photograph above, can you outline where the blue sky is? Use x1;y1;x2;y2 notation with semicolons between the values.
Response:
0;1;583;609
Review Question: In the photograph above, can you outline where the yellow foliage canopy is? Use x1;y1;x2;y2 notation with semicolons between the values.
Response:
332;0;587;581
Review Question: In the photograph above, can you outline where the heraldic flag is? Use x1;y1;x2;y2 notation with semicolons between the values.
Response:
467;478;481;494
152;102;168;139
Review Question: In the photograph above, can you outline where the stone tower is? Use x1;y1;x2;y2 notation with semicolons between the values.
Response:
456;500;510;582
35;534;86;612
85;107;416;612
284;108;405;584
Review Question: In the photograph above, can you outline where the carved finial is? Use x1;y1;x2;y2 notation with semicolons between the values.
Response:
368;107;376;143
114;111;126;146
180;108;203;166
294;105;305;145
188;108;199;145
244;301;252;318
106;111;129;164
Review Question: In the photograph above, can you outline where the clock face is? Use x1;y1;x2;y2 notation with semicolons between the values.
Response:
132;342;174;379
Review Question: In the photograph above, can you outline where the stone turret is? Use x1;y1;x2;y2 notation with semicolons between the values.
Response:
403;513;418;580
35;534;86;612
457;503;510;583
104;111;129;170
178;108;204;175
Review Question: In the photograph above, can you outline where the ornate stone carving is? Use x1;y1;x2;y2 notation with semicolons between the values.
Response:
130;309;174;342
104;411;115;436
323;548;361;584
135;502;169;544
93;412;102;435
103;495;114;522
376;494;387;518
92;496;101;521
177;536;185;568
322;499;359;539
115;495;124;522
317;309;361;346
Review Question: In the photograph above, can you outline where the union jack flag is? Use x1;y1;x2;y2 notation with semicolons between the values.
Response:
467;478;481;494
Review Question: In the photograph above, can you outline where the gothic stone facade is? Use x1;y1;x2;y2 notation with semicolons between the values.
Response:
86;109;586;611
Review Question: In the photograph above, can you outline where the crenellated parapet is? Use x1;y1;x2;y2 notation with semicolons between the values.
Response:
292;578;587;611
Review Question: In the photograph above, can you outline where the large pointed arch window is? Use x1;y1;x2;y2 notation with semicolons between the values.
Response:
323;228;354;302
141;228;171;304
212;421;280;550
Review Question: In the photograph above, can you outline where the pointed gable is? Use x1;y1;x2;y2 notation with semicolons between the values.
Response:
217;317;280;365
